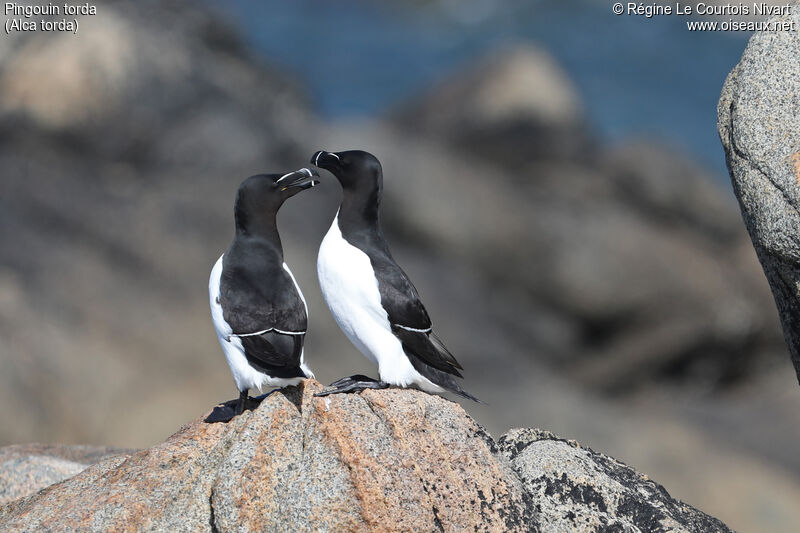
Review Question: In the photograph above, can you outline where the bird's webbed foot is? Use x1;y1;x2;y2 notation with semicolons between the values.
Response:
314;374;390;397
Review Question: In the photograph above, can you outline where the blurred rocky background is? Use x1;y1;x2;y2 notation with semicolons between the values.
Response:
1;0;799;531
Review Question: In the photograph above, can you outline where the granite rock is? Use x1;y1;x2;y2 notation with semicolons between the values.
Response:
499;429;731;533
0;382;730;532
0;444;130;505
718;9;800;383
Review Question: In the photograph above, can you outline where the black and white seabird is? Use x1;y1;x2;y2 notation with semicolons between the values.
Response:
310;150;480;402
208;168;319;421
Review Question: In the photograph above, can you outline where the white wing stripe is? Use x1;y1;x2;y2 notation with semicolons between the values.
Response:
231;328;305;338
394;324;432;333
283;262;309;317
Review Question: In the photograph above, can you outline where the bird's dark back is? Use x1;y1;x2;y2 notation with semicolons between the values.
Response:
219;238;306;334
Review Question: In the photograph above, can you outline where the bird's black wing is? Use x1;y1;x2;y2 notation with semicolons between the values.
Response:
219;243;308;334
219;255;307;334
370;253;464;376
390;326;464;377
218;247;307;376
238;331;307;379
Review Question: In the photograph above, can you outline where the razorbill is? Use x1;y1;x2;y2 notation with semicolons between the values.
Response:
208;168;319;422
310;150;480;402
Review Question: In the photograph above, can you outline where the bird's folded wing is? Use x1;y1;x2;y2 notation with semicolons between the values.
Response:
367;254;464;376
226;308;306;376
391;325;464;376
220;264;308;337
375;263;433;331
376;268;464;376
237;330;307;379
224;301;307;338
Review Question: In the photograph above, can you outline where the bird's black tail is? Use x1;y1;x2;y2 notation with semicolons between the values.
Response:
409;357;484;404
448;384;485;404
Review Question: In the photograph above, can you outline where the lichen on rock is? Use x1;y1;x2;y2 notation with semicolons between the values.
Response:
499;428;731;532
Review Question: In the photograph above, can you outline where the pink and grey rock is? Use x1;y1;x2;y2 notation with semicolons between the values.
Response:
0;381;729;532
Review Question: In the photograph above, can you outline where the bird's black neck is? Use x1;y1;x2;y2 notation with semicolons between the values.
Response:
337;185;383;239
234;211;284;260
336;185;396;262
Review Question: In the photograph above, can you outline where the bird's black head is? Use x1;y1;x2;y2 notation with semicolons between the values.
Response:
234;168;319;232
310;150;382;192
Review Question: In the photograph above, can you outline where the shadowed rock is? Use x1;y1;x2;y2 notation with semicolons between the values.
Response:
0;381;730;532
718;10;800;384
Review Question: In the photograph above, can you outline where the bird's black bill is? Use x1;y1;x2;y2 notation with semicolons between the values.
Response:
310;150;340;171
278;167;320;192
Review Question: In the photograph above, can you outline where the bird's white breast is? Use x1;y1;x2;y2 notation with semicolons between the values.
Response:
317;214;440;391
317;217;388;364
